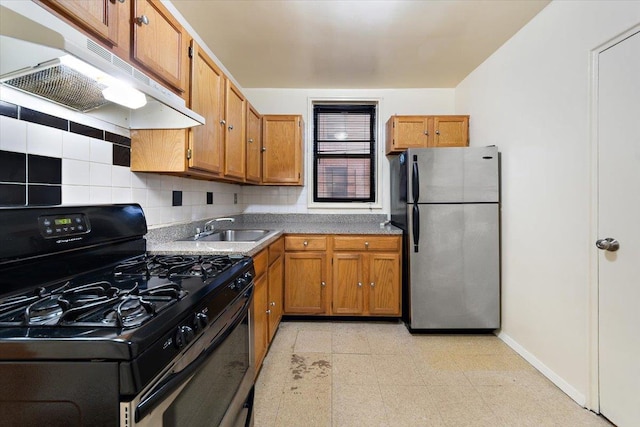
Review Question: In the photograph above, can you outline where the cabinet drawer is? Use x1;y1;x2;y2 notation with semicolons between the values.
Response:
253;249;268;278
285;236;327;251
333;236;400;252
268;237;284;264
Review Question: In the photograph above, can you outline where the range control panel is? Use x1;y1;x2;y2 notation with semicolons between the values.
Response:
38;214;90;238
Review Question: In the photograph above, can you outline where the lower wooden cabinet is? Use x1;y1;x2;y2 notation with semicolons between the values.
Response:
332;239;401;316
251;237;284;374
284;252;328;314
283;234;401;317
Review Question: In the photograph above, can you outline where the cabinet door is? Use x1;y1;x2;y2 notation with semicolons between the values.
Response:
267;255;283;342
245;103;262;183
392;116;430;151
252;273;268;372
432;116;469;147
368;253;401;315
284;253;327;314
188;41;224;175
262;115;302;185
39;0;120;47
224;80;247;181
332;254;364;315
132;0;188;94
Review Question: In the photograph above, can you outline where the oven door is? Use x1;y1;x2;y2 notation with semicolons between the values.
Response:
123;285;254;427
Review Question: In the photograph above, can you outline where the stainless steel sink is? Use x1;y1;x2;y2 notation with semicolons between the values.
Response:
180;229;272;242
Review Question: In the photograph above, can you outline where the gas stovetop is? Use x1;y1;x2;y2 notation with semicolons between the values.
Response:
0;254;240;330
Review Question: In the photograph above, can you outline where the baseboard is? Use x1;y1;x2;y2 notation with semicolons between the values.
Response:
497;331;587;406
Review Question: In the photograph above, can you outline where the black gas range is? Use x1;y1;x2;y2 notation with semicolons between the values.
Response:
0;204;255;427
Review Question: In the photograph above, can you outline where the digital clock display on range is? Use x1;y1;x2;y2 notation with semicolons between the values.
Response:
54;218;72;225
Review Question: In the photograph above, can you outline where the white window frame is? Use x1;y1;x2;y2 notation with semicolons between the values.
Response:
306;96;384;211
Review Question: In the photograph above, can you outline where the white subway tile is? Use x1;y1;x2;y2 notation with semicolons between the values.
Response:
131;172;147;189
112;187;133;203
62;185;90;205
27;123;63;157
89;186;112;204
111;165;131;187
62;159;90;185
131;188;147;207
62;132;91;160
0;116;27;153
90;139;113;164
90;162;112;186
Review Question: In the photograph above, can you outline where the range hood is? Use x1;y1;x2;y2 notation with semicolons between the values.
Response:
0;2;204;129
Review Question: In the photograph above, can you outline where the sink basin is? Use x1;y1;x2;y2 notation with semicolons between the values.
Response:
180;229;272;242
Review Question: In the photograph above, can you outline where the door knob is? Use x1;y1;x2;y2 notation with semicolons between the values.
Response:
596;238;620;252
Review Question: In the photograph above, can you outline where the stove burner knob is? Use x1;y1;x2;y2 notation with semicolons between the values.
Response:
193;312;208;332
175;325;195;349
243;272;253;282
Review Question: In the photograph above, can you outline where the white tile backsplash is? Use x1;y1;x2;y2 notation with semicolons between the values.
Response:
90;162;112;186
27;123;63;157
62;159;90;185
111;165;132;187
1;112;244;227
0;116;27;153
62;132;91;160
90;139;113;164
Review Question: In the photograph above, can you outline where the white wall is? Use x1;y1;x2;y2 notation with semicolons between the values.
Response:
243;88;455;213
455;0;640;406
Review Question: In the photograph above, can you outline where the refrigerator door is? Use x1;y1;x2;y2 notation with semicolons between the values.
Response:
407;147;499;203
408;203;500;329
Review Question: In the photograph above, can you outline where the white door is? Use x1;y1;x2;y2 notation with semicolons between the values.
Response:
597;30;640;427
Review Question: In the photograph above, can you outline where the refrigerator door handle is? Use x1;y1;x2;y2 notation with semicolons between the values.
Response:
412;159;420;203
412;203;420;252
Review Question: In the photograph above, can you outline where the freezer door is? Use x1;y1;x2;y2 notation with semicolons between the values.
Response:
406;147;499;203
408;203;500;329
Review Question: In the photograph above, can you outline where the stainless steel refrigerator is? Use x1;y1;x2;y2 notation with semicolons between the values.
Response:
390;147;500;330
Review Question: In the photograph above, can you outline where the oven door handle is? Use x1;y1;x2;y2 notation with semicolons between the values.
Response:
135;286;253;423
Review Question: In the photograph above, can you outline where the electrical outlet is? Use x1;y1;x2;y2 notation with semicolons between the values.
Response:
234;193;238;204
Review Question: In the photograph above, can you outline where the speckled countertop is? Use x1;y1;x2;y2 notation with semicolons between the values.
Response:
146;214;402;256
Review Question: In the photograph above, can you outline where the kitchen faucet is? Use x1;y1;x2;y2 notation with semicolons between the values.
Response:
203;217;235;232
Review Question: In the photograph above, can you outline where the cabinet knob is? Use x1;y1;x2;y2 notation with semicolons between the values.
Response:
220;119;226;125
136;15;149;26
364;241;369;248
270;301;276;306
228;125;234;130
424;131;429;136
435;130;440;135
321;281;326;287
266;309;271;314
261;147;267;152
303;241;308;246
248;138;254;143
370;282;375;287
358;282;362;287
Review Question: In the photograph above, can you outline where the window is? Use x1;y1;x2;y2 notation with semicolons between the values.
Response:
313;104;376;203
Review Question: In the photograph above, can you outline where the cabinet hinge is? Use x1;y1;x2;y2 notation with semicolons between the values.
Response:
188;46;193;59
298;120;301;127
186;149;192;159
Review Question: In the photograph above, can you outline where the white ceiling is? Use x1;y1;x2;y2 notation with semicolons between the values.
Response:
171;0;550;89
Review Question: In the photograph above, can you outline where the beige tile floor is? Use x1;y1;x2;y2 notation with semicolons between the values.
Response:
254;320;611;427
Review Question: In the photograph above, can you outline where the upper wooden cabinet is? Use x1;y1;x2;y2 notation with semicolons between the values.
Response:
131;0;189;95
188;41;224;176
386;115;469;154
130;41;225;179
37;0;189;96
36;0;130;58
224;80;247;181
245;103;262;184
262;115;304;186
